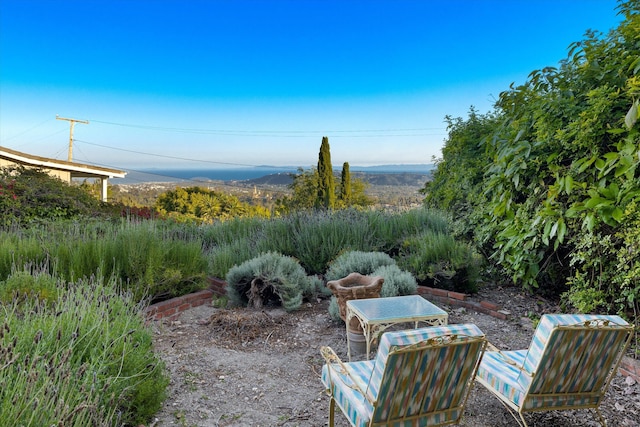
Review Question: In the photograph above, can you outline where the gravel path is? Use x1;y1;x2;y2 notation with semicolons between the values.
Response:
149;286;639;427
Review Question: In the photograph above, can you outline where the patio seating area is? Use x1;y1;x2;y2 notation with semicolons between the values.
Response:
320;298;634;427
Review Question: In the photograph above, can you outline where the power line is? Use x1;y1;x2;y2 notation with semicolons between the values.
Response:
75;139;297;170
88;118;446;136
1;118;54;142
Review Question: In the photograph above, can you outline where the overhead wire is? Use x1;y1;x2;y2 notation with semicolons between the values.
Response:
0;118;55;142
75;139;296;170
88;118;446;137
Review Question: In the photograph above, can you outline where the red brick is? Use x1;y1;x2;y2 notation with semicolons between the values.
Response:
490;310;508;320
619;357;640;383
447;291;467;301
154;298;181;311
191;297;212;308
177;303;191;312
160;307;177;318
208;277;227;289
454;300;475;310
480;300;500;311
424;287;449;297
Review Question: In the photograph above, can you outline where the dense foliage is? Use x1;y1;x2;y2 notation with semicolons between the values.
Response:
423;0;640;324
0;166;108;225
0;220;209;302
317;136;336;209
275;139;374;213
155;185;270;222
0;272;168;426
339;162;352;205
225;252;323;311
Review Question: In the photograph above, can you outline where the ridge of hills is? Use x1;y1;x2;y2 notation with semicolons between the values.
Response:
244;171;432;186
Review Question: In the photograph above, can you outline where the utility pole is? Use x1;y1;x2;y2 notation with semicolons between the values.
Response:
56;115;89;162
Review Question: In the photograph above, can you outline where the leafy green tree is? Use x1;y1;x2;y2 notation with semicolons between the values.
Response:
339;162;352;206
425;0;640;320
317;136;336;209
276;166;373;213
155;186;269;222
422;108;499;242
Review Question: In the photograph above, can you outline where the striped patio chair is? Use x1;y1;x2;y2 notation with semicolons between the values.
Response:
475;314;634;427
320;324;487;427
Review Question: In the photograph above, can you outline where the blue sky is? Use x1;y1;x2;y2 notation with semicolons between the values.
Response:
0;0;624;170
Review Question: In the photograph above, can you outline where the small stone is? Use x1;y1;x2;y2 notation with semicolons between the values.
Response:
615;402;626;411
625;376;636;386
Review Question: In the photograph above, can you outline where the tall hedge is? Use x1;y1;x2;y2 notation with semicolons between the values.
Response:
424;0;640;320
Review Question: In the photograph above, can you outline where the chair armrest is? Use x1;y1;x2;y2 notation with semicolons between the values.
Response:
320;346;375;404
485;341;533;377
486;341;500;352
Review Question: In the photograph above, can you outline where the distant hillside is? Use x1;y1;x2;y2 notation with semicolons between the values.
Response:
350;164;435;173
245;171;432;187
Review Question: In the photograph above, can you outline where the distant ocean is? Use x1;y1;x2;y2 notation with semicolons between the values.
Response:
111;167;301;184
112;165;434;185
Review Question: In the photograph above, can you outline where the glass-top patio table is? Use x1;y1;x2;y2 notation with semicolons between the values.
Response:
346;295;448;361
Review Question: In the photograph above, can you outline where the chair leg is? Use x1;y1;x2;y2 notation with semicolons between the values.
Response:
517;412;529;427
329;396;335;427
593;408;607;427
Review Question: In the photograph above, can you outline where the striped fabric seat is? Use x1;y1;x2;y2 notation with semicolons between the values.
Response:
475;314;634;427
321;323;486;427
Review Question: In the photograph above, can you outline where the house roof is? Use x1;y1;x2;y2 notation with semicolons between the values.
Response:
0;145;126;179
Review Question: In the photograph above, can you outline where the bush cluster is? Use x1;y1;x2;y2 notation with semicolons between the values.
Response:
0;220;209;302
422;2;639;332
0;272;168;425
225;252;323;311
0;166;106;226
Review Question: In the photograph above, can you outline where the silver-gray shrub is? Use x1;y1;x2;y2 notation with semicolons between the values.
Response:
225;252;318;311
324;251;396;281
373;264;418;297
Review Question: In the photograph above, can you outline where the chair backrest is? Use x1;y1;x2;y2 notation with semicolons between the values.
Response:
366;324;486;426
518;314;633;400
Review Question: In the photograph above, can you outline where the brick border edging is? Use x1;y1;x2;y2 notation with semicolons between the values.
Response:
145;280;640;383
145;277;228;322
145;289;214;321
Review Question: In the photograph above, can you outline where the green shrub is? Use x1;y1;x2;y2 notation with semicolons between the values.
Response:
325;251;396;281
0;273;168;425
271;210;376;275
0;269;59;305
396;230;481;293
367;208;451;254
155;186;270;222
0;165;107;225
325;251;418;322
1;220;209;302
372;264;418;297
225;252;318;311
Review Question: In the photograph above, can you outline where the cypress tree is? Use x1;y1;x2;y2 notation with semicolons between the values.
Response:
340;162;351;204
316;136;335;209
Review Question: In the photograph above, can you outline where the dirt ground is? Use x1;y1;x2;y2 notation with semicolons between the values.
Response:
149;286;639;427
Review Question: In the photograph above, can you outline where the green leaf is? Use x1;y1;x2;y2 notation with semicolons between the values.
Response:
611;207;623;223
625;99;639;130
565;175;573;194
550;220;558;239
584;197;611;209
557;218;567;243
583;214;596;232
